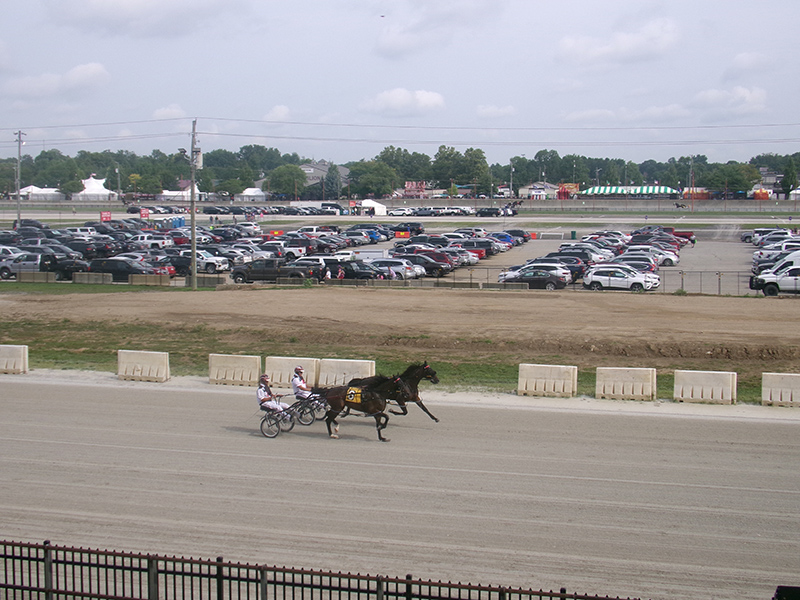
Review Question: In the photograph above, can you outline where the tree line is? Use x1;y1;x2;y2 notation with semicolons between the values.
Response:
1;144;797;200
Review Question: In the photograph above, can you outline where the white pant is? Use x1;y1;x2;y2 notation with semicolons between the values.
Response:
261;400;289;412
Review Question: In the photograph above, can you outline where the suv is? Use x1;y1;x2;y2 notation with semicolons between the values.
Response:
750;265;800;296
583;265;660;292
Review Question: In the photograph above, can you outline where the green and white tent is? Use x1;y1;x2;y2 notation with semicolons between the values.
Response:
629;186;678;195
580;186;629;195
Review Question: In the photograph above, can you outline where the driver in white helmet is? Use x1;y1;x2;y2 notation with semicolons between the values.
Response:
257;373;289;412
291;366;313;400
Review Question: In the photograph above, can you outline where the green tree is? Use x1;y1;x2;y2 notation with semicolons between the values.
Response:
781;157;797;197
324;164;343;200
59;179;84;200
346;161;398;197
268;164;307;197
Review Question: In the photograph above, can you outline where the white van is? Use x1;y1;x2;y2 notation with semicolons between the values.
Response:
65;227;97;236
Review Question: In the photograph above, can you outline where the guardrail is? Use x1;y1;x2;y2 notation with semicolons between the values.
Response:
0;540;644;600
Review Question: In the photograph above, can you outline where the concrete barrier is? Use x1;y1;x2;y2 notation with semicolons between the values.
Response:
73;272;113;284
185;275;228;287
482;282;529;290
18;272;56;283
518;363;578;397
129;274;171;286
264;356;320;388
674;370;737;404
209;354;261;386
118;350;170;383
596;367;657;401
0;345;28;374
762;372;800;406
317;358;375;386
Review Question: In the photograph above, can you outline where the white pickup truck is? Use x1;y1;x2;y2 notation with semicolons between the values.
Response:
131;233;175;249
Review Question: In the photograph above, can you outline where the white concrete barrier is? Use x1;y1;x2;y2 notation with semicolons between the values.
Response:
762;372;800;407
0;345;28;374
209;354;261;386
317;358;375;386
118;350;170;383
518;363;577;397
596;367;657;401
674;370;737;404
264;356;320;388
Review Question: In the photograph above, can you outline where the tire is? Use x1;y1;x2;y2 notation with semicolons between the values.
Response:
279;413;295;432
233;273;246;284
0;268;11;280
763;284;779;297
663;259;674;266
260;414;281;438
630;282;644;292
589;281;603;291
54;271;64;281
545;282;556;291
296;405;315;426
205;263;216;274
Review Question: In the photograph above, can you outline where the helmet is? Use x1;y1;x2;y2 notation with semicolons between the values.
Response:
260;373;270;382
294;366;304;374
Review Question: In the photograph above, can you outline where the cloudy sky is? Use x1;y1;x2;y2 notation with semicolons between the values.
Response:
1;0;799;166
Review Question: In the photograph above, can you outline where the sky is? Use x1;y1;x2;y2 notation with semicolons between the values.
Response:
1;0;799;167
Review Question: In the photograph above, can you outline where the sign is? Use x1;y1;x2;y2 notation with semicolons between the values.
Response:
394;231;410;238
139;208;150;219
100;211;112;222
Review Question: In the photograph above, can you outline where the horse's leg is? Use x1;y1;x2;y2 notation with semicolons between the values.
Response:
374;412;390;442
325;408;341;439
415;398;439;423
388;400;408;416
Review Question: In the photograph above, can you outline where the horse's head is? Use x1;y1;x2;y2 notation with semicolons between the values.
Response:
422;361;439;384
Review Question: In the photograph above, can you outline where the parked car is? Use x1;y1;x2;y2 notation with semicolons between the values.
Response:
87;258;157;282
368;258;422;279
476;207;501;217
501;266;567;290
583;265;660;292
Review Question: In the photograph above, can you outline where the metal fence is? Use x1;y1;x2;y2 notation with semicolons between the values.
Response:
1;540;643;600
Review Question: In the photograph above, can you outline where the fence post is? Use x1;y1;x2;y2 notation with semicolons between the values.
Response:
260;567;268;600
147;557;159;600
717;271;722;295
217;556;224;600
405;574;413;600
376;576;384;600
43;540;53;600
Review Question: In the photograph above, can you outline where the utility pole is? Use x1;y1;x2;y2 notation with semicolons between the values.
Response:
14;131;25;229
190;119;199;291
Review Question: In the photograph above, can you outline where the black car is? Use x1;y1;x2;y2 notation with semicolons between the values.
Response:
400;253;451;277
477;207;501;217
508;267;567;290
88;258;156;282
393;222;425;235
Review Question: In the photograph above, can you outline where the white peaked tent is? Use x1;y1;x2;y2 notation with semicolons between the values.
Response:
360;199;387;215
237;188;266;201
158;184;203;201
72;176;118;202
19;185;63;201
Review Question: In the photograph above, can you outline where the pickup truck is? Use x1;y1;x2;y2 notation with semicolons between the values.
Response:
655;226;696;243
0;252;89;280
750;266;800;296
230;258;322;284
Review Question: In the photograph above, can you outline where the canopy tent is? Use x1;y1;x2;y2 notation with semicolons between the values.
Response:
72;176;118;202
581;186;629;195
158;184;203;201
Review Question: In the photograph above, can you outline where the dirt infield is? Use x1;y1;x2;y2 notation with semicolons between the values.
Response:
2;285;799;385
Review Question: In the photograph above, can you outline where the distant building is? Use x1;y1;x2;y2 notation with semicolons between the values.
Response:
299;160;349;187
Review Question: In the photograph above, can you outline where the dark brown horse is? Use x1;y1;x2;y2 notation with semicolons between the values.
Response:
351;362;440;423
314;375;412;442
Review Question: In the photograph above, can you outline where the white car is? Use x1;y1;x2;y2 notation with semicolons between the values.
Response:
500;262;572;283
625;244;679;266
583;265;660;292
368;258;419;279
388;207;414;216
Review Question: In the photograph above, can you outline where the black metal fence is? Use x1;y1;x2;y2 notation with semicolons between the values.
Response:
1;540;643;600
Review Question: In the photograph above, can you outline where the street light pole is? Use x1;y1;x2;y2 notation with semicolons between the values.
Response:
190;119;198;291
14;130;25;229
